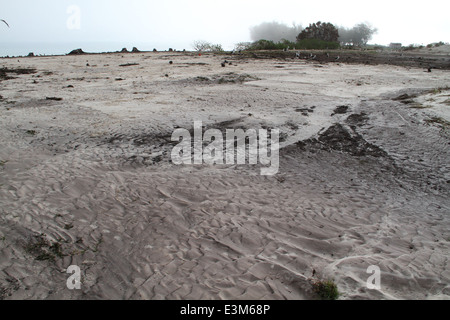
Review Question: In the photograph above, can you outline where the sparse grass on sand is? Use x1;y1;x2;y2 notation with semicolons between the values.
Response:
424;116;450;128
409;103;433;109
24;234;65;262
428;86;450;95
312;279;340;300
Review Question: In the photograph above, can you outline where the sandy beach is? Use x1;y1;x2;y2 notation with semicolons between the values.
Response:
0;48;449;300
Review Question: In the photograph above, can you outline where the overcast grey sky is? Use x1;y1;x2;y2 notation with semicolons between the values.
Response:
1;0;449;51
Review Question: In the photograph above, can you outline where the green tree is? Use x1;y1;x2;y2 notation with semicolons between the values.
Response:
297;21;339;43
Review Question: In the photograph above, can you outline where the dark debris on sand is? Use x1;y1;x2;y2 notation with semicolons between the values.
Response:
332;105;350;116
296;123;388;158
0;67;37;81
236;50;450;70
192;73;260;85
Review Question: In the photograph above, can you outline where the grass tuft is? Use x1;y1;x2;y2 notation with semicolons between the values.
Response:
24;234;65;262
312;279;340;300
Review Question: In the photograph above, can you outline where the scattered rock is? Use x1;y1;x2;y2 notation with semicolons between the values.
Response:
67;49;85;55
46;97;63;101
26;130;37;136
332;105;350;116
119;63;139;67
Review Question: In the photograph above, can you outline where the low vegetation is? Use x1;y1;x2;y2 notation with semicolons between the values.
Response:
297;39;340;50
192;40;224;52
428;86;450;95
24;234;65;262
0;67;37;81
243;22;345;51
244;38;339;51
426;41;447;48
424;116;450;128
312;279;340;300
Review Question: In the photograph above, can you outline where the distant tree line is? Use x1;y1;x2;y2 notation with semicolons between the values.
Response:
245;21;377;50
